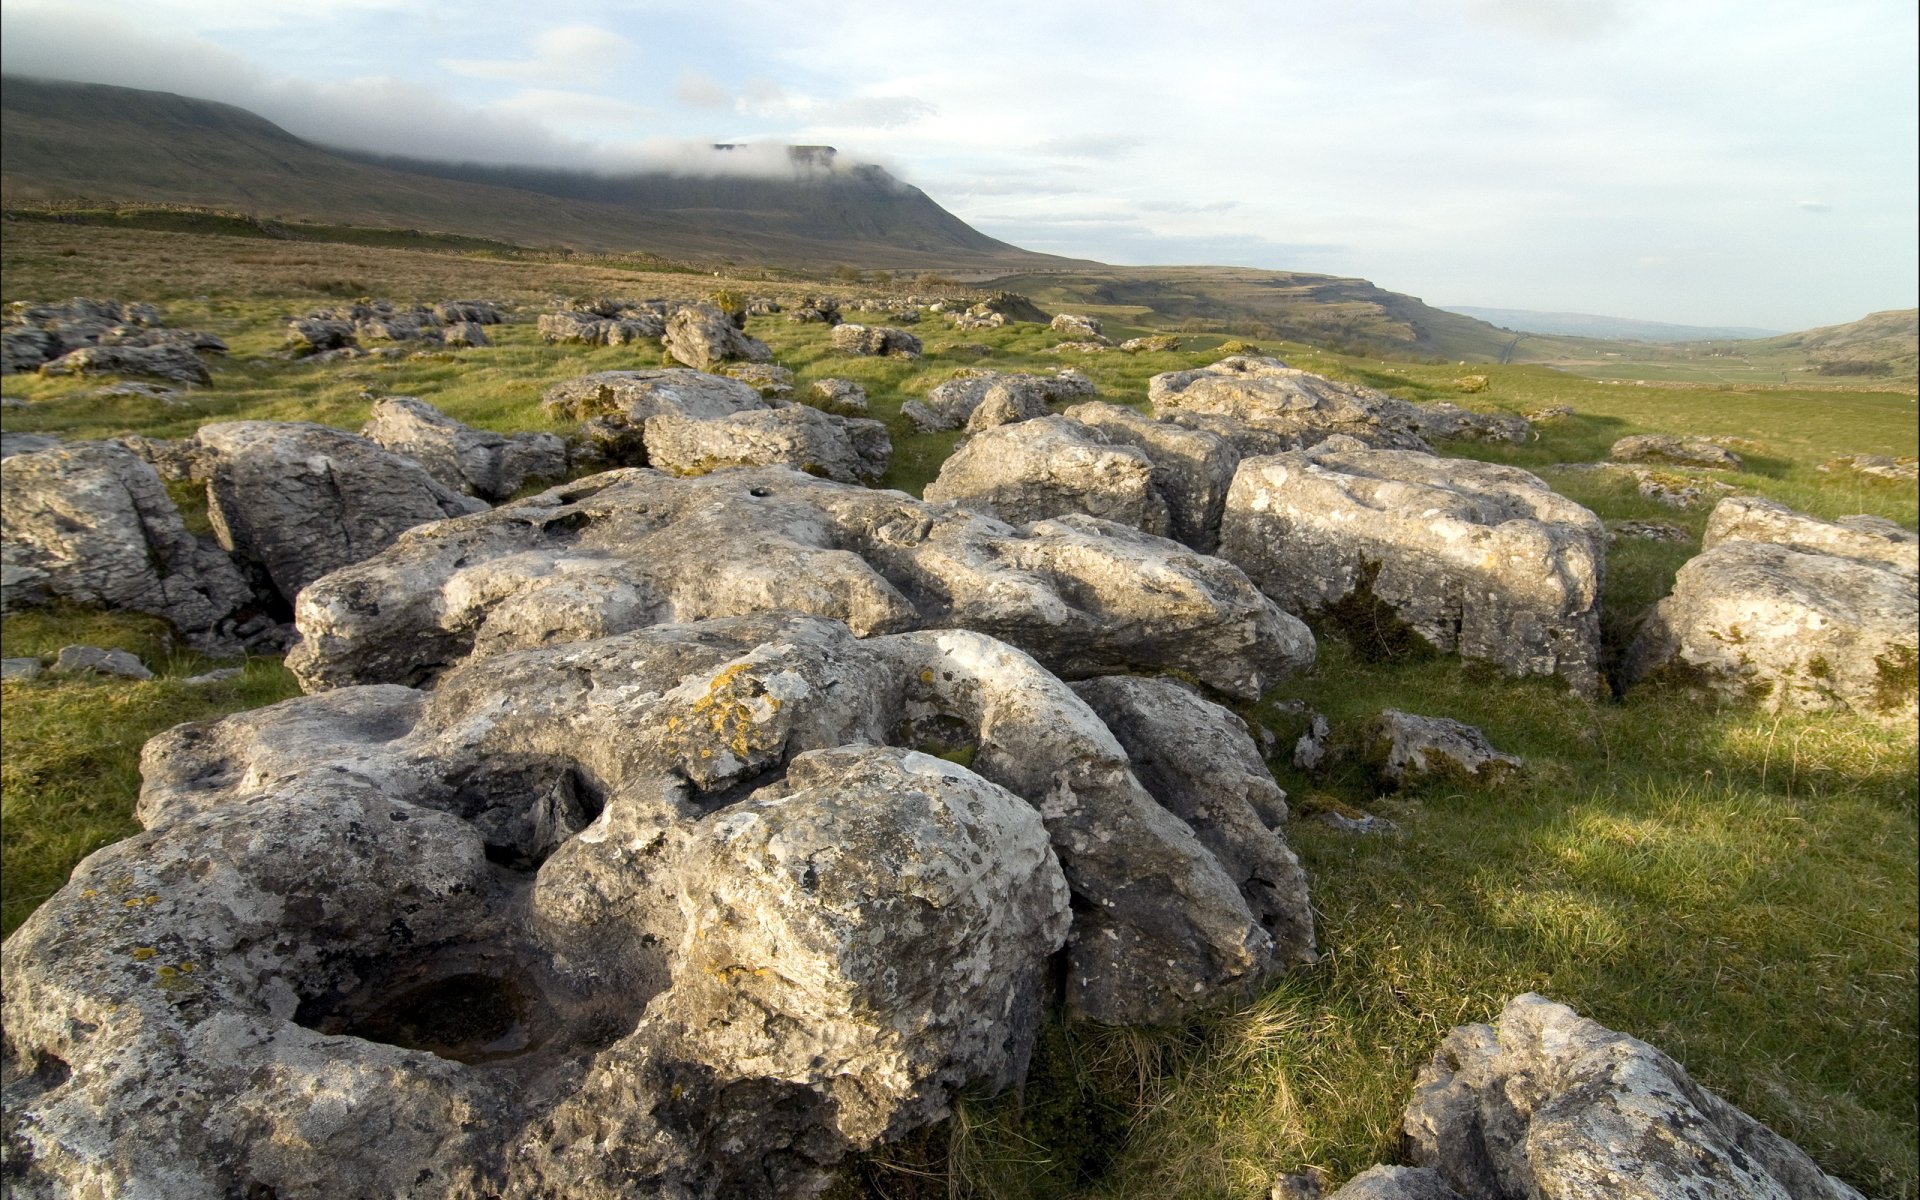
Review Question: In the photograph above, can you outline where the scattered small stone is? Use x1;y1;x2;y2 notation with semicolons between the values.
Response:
180;667;245;685
1049;340;1111;354
1312;810;1399;835
1525;404;1574;422
1820;453;1918;483
1451;374;1489;393
1610;433;1742;470
1608;519;1692;543
1271;1167;1326;1200
1;656;45;681
1360;710;1523;790
1293;714;1331;771
50;645;153;680
1120;335;1182;353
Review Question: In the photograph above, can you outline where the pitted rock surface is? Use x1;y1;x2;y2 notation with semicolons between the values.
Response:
1350;710;1523;791
1149;357;1431;452
4;613;1315;1196
193;421;489;605
541;368;767;427
1401;994;1866;1200
361;396;568;501
663;302;772;369
924;416;1171;535
1702;495;1917;576
1623;538;1918;720
38;344;213;386
536;310;665;345
0;440;253;640
287;467;1311;700
1218;442;1604;689
718;361;796;400
1324;1167;1463;1200
642;406;892;484
902;369;1097;432
830;323;923;358
1411;402;1530;445
1610;433;1742;470
1061;402;1239;551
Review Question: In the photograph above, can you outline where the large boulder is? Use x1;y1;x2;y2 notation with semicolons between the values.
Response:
902;369;1097;432
286;467;1314;700
1702;495;1917;575
1412;401;1529;445
361;396;568;501
661;302;772;369
540;369;767;426
1610;433;1742;470
1402;994;1865;1200
923;416;1171;536
0;441;253;643
536;311;664;345
1149;357;1430;451
829;323;922;358
193;421;488;604
642;407;891;485
1622;539;1917;720
1218;442;1605;688
1049;313;1103;339
3;612;1313;1195
1063;401;1239;551
37;344;212;386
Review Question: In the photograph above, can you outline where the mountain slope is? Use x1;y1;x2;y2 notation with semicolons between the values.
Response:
0;75;1069;270
1731;309;1918;376
1442;306;1783;343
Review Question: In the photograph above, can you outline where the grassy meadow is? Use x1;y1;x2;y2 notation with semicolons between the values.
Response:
2;222;1915;1199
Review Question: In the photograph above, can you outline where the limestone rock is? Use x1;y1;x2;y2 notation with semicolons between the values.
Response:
1412;402;1529;445
285;316;356;353
1072;676;1312;969
193;421;488;605
718;361;796;400
1623;538;1917;720
1402;994;1866;1200
440;321;490;348
1063;401;1240;552
830;323;923;358
541;369;767;425
1609;519;1691;544
1323;1167;1463;1200
0;656;43;681
786;297;842;324
1150;357;1430;451
805;377;869;415
662;302;772;369
1819;453;1917;483
286;467;1313;700
1120;335;1182;353
1526;404;1574;422
0;432;61;459
903;369;1097;432
361;396;568;501
1352;710;1523;791
0;441;252;641
432;300;506;325
1610;433;1742;469
924;416;1172;536
38;344;212;386
1218;444;1604;688
536;311;664;345
1049;313;1103;338
49;644;154;680
642;407;891;484
1702;495;1917;575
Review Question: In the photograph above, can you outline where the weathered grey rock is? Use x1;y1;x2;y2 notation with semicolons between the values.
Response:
432;300;506;325
1525;404;1574;423
830;323;922;358
37;344;212;386
1623;538;1918;720
1352;710;1523;791
361;396;567;501
4;612;1307;1196
1150;357;1431;452
541;368;766;425
1611;433;1742;469
286;467;1313;700
0;432;61;459
537;310;665;345
1120;334;1182;353
1072;676;1313;970
1063;401;1239;551
805;377;869;415
786;297;842;324
0;656;43;681
1402;994;1865;1200
718;361;795;400
1609;519;1691;544
1702;495;1917;575
1322;1166;1463;1200
284;317;357;353
964;379;1058;431
4;298;213;375
439;320;490;348
49;644;154;680
1293;714;1331;771
903;369;1097;432
642;407;891;484
1413;402;1530;445
924;416;1172;536
662;302;771;369
180;667;245;685
1219;444;1605;688
0;441;252;640
952;309;1005;331
1049;313;1103;337
2;326;59;374
193;421;488;604
1820;453;1918;483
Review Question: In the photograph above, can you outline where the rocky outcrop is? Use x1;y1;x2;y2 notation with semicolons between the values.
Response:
718;362;796;400
1063;402;1240;552
38;344;213;386
0;441;253;643
0;432;61;459
1049;313;1104;339
193;421;488;604
662;302;772;369
925;417;1170;535
1412;402;1529;445
1610;433;1742;470
642;407;892;484
287;300;494;356
1348;710;1523;791
1622;537;1917;720
5;298;221;376
286;467;1313;700
1120;335;1182;353
3;612;1315;1195
1401;994;1866;1200
1150;357;1431;452
829;324;923;358
1820;453;1917;483
1323;1167;1463;1200
361;396;568;501
541;369;767;426
1218;442;1604;688
902;369;1097;432
1702;495;1917;575
536;311;665;346
805;378;869;415
49;644;154;680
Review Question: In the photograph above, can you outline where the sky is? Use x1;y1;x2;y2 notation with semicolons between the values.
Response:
2;0;1915;331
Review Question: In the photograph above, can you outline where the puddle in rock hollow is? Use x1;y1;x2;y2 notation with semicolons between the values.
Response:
301;969;550;1065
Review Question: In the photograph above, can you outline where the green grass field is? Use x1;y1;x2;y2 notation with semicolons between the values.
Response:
3;223;1914;1199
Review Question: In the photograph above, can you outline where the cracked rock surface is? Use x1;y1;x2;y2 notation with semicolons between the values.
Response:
1149;357;1431;452
361;396;568;501
286;466;1313;700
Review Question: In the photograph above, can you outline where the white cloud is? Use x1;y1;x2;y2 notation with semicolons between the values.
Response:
676;71;731;109
1796;199;1834;213
441;24;634;86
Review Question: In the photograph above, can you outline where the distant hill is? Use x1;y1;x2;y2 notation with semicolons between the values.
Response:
0;75;1071;271
1441;306;1782;343
1730;309;1919;378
